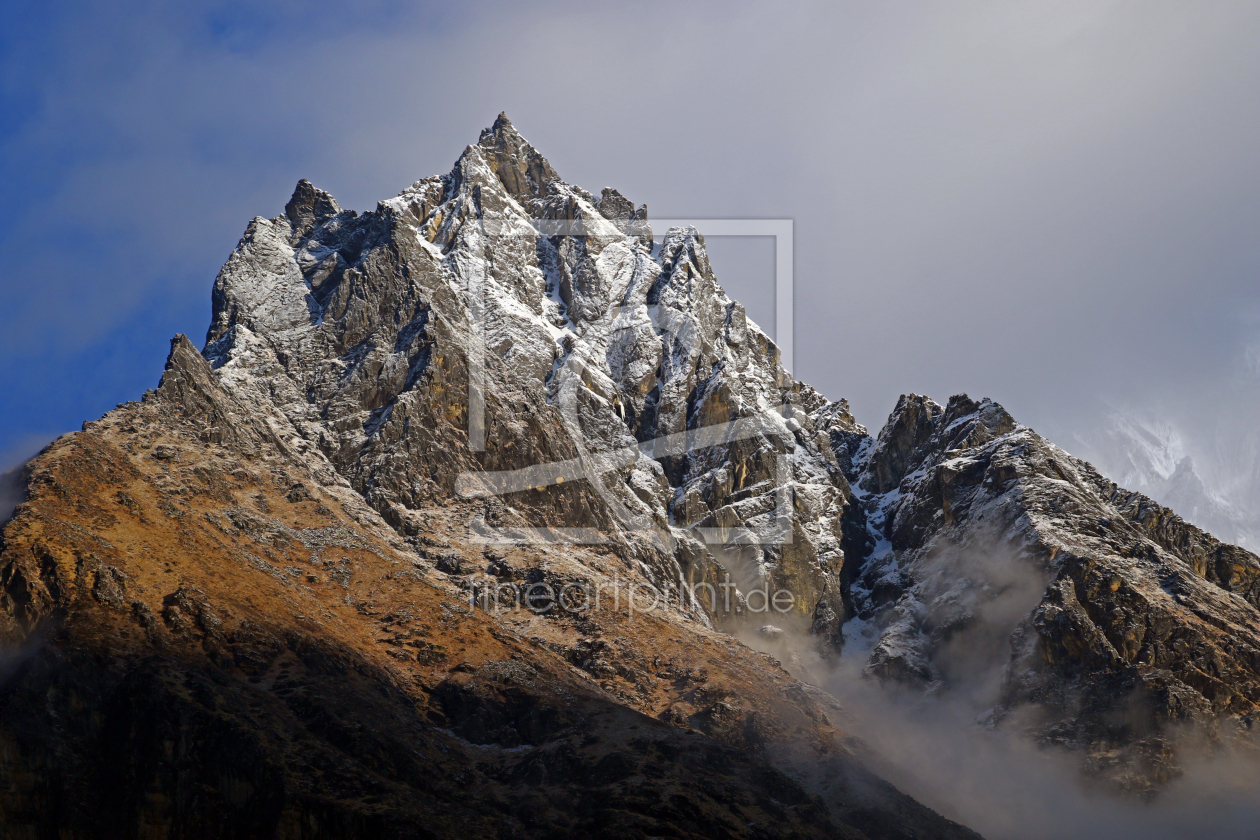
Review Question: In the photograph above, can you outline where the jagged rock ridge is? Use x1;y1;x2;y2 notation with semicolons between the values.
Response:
0;116;976;839
202;112;858;646
843;394;1260;793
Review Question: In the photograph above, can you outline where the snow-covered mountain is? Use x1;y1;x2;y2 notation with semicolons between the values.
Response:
202;113;860;647
168;112;1260;791
4;114;1260;834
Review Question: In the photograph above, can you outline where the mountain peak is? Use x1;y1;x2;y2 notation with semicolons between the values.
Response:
284;178;342;236
475;112;559;204
5;106;1260;840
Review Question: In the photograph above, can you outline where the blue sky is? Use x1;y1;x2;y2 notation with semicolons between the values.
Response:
3;0;1260;475
0;0;456;464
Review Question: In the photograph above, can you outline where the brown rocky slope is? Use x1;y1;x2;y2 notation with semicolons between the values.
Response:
0;337;977;838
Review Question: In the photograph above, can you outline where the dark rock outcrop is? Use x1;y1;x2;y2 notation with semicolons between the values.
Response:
843;393;1260;793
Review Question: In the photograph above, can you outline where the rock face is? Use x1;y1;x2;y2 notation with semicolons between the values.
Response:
0;117;976;839
202;111;854;646
842;394;1260;794
0;347;977;838
3;114;1260;835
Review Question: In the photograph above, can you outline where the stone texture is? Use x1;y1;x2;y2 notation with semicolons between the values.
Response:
0;334;976;838
200;114;855;646
842;393;1260;794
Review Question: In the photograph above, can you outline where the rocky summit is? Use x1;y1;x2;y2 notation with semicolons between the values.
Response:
2;113;1259;837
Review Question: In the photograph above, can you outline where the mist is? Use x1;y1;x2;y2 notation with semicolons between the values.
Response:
819;659;1260;840
743;538;1260;840
0;443;41;527
1044;363;1260;551
0;466;24;526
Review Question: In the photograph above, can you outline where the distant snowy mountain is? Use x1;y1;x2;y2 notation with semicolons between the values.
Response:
1074;411;1260;551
